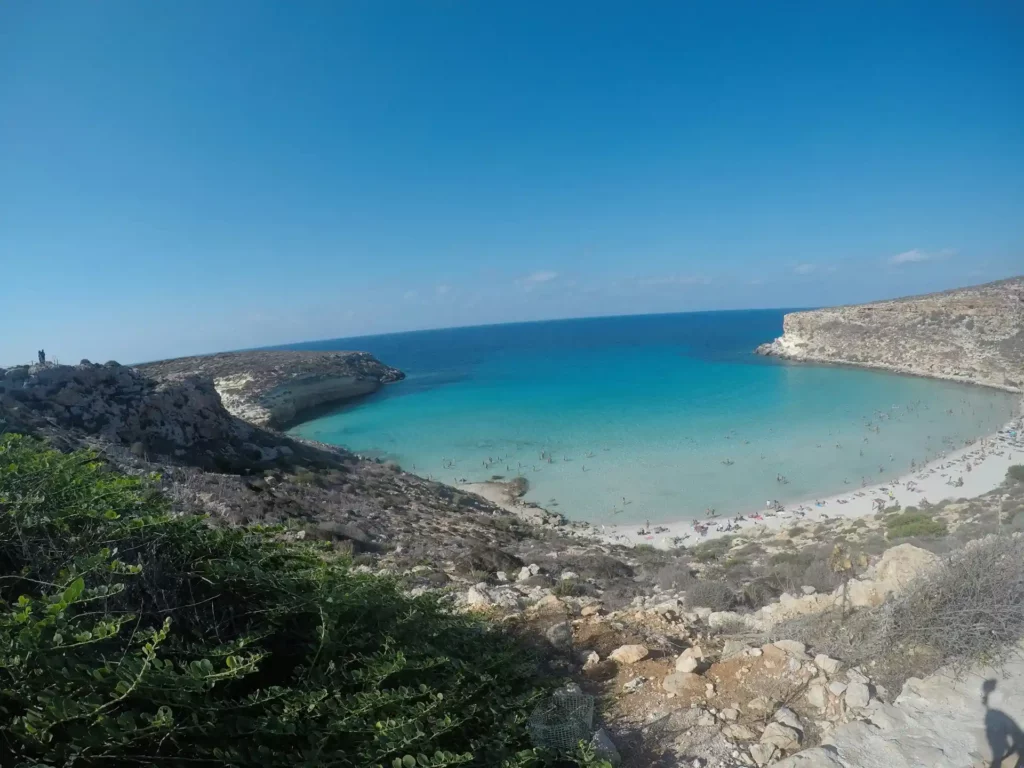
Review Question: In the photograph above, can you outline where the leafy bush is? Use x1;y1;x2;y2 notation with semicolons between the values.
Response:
884;510;948;539
1009;465;1024;483
0;435;565;768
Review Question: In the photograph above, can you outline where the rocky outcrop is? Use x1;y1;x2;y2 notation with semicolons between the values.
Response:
137;350;405;428
774;648;1024;768
756;276;1024;392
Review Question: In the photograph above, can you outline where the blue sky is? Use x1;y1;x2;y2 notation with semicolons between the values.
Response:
1;1;1022;365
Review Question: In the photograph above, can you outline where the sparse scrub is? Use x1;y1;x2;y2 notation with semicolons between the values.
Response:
1008;465;1024;483
0;435;573;768
690;536;736;563
686;580;736;611
778;535;1024;692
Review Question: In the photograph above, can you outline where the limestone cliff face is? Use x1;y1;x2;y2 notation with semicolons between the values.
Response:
757;277;1024;392
138;350;405;428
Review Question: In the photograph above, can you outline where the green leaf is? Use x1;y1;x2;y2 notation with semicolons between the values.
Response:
62;577;85;603
402;756;416;768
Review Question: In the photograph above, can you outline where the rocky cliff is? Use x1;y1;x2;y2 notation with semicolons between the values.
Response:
756;276;1024;392
137;349;405;428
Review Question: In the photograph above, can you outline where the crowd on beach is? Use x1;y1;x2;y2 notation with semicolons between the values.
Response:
439;396;1023;546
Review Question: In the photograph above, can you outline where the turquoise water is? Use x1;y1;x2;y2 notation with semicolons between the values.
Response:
287;311;1020;524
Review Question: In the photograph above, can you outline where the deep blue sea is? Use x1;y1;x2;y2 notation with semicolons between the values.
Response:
286;311;1020;524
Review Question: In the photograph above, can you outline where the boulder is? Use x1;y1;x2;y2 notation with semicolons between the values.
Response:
871;544;940;594
609;644;649;664
760;722;801;751
723;723;757;741
814;654;841;675
773;639;809;659
845;681;871;710
465;585;492;608
545;621;573;651
663;671;704;696
675;645;705;672
750;742;779;766
589;728;621;766
806;683;827;709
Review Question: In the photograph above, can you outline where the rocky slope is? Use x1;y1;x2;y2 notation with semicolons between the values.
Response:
756;276;1024;392
4;355;1024;767
137;349;405;428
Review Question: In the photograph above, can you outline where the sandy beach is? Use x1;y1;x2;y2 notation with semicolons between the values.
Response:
462;406;1024;550
599;408;1024;548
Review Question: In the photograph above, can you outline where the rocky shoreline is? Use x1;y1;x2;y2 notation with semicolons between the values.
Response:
138;349;405;429
756;276;1024;393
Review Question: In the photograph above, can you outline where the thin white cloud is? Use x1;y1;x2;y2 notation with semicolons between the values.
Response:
403;289;418;300
522;270;559;284
889;248;955;266
793;263;817;275
636;275;712;287
435;284;451;296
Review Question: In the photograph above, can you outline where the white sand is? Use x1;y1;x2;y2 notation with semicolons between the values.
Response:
598;409;1024;549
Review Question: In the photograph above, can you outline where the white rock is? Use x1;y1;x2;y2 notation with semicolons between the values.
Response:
721;707;740;722
828;681;847;696
750;742;779;767
801;585;817;595
806;683;827;709
582;651;601;670
723;723;757;740
590;727;621;766
663;671;703;696
845;681;871;709
465;586;492;607
609;644;649;664
560;570;579;581
814;654;841;675
676;655;700;673
773;706;803;734
773;639;809;659
760;722;801;751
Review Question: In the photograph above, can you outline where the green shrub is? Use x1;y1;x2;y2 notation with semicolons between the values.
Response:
1008;465;1024;483
884;510;948;539
0;435;564;768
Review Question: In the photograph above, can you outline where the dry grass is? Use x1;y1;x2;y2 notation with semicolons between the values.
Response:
775;534;1024;692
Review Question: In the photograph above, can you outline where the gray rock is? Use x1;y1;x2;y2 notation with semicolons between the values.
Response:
773;639;809;659
750;742;779;767
760;722;801;751
589;727;621;766
814;654;841;675
663;671;703;696
844;681;871;710
545;621;573;651
723;723;757;741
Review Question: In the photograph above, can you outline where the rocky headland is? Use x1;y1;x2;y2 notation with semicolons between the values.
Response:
756;276;1024;392
137;349;405;428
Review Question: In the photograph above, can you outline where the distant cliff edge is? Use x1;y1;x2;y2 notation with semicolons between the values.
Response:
756;276;1024;393
138;349;405;429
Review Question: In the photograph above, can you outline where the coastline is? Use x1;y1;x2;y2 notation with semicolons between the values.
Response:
458;404;1024;550
598;404;1024;548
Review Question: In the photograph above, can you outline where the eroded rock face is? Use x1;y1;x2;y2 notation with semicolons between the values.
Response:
0;362;260;468
138;350;405;428
756;276;1024;392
